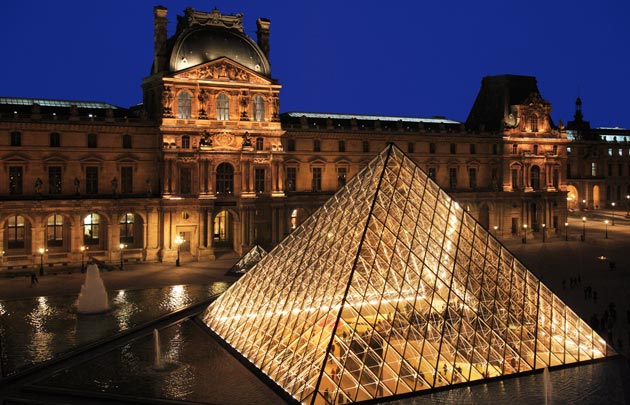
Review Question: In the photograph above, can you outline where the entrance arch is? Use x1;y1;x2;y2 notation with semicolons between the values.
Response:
592;185;601;209
213;209;241;252
566;185;578;211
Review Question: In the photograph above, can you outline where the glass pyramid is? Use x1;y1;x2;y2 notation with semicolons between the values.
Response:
203;144;611;404
228;245;267;275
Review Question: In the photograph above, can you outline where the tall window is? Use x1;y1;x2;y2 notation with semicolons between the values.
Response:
429;143;436;154
530;115;538;132
531;166;540;190
180;167;191;194
119;213;134;245
50;132;60;147
287;138;296;152
313;139;321;152
83;213;100;246
253;95;264;122
216;162;234;194
512;169;518;190
337;167;347;188
591;162;597;176
407;142;414;153
182;135;190;149
286;167;296;191
256;137;264;151
469;144;476;154
121;167;133;194
312;167;322;191
9;166;23;194
122;134;132;149
7;215;25;249
553;169;559;189
47;214;64;247
449;168;457;189
86;167;98;194
533;144;539;155
255;168;265;193
216;94;229;120
177;91;192;119
10;131;21;146
48;166;62;194
87;133;97;148
362;140;369;153
469;168;477;189
552;145;558;155
512;144;518;154
338;140;345;152
450;143;456;154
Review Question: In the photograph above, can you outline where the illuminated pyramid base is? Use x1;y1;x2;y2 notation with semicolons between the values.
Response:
204;145;611;404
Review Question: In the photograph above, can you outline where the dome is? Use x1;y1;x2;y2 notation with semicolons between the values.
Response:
169;27;270;76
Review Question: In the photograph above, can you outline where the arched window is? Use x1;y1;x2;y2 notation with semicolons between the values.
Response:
122;134;132;149
216;162;234;194
253;95;264;122
83;213;100;246
6;215;25;249
216;94;229;120
531;166;541;190
255;137;264;151
47;214;64;247
177;91;192;119
119;213;134;245
50;132;60;147
530;115;538;132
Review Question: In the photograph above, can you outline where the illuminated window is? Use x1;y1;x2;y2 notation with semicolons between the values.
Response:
608;148;613;156
86;167;98;194
9;166;22;194
83;213;100;246
216;162;234;194
121;167;133;194
530;115;538;132
337;167;347;188
312;167;322;191
182;135;190;149
314;139;321;152
619;148;623;156
10;131;21;146
87;133;97;148
290;209;298;230
50;132;60;147
256;137;264;151
7;215;25;249
177;91;192;119
255;168;265;193
122;134;132;149
285;167;296;191
591;162;597;176
567;147;572;154
47;214;64;247
216;94;229;120
48;166;62;194
119;213;134;245
253;95;264;122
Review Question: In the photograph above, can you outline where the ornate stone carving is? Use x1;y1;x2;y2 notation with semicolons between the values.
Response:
162;87;174;117
214;132;235;147
241;132;252;148
179;7;243;31
240;92;250;120
198;89;208;119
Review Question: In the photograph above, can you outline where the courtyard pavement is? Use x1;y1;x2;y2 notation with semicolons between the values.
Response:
1;210;629;359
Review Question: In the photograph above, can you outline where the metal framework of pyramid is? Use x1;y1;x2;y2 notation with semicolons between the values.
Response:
203;145;611;404
227;245;267;275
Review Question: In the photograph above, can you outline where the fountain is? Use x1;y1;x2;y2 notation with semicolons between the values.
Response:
543;367;552;405
153;328;164;370
76;263;109;314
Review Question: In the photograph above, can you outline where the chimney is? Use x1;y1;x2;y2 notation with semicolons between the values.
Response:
256;18;271;61
153;6;168;74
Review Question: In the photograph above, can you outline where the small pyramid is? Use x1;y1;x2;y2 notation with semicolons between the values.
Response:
203;145;611;404
227;245;267;276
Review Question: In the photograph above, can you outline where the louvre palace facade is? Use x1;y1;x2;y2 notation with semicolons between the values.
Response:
0;6;624;271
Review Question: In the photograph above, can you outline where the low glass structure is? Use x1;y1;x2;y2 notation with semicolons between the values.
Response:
204;145;611;404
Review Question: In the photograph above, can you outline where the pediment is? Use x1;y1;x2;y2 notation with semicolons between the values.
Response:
173;57;272;85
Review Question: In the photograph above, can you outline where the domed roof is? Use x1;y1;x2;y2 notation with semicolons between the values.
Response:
169;26;270;76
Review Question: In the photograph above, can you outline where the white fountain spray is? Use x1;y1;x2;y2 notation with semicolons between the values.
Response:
76;263;109;314
543;367;552;405
153;328;163;370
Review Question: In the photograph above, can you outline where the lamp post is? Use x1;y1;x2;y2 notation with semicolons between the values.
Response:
605;220;609;239
564;222;569;241
522;224;528;244
542;223;546;243
80;245;87;273
38;247;45;276
493;225;498;238
119;243;126;270
626;195;630;218
582;217;586;242
582;199;587;210
174;235;184;267
611;202;616;226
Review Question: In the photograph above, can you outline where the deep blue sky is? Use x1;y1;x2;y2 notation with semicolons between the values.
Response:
2;1;629;128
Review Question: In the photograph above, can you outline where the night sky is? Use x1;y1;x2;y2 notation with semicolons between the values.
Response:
2;1;629;128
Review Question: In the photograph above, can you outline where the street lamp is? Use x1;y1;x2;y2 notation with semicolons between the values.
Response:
581;217;586;242
38;247;45;276
493;225;498;238
542;223;546;242
611;202;616;226
582;199;587;210
522;224;528;244
119;243;126;270
564;222;569;241
80;245;87;273
605;220;609;239
626;195;630;218
174;235;184;267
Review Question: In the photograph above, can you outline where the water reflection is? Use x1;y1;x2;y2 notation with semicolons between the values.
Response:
164;285;188;311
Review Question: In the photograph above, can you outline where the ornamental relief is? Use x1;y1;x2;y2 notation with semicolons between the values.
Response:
174;60;269;84
214;132;236;147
